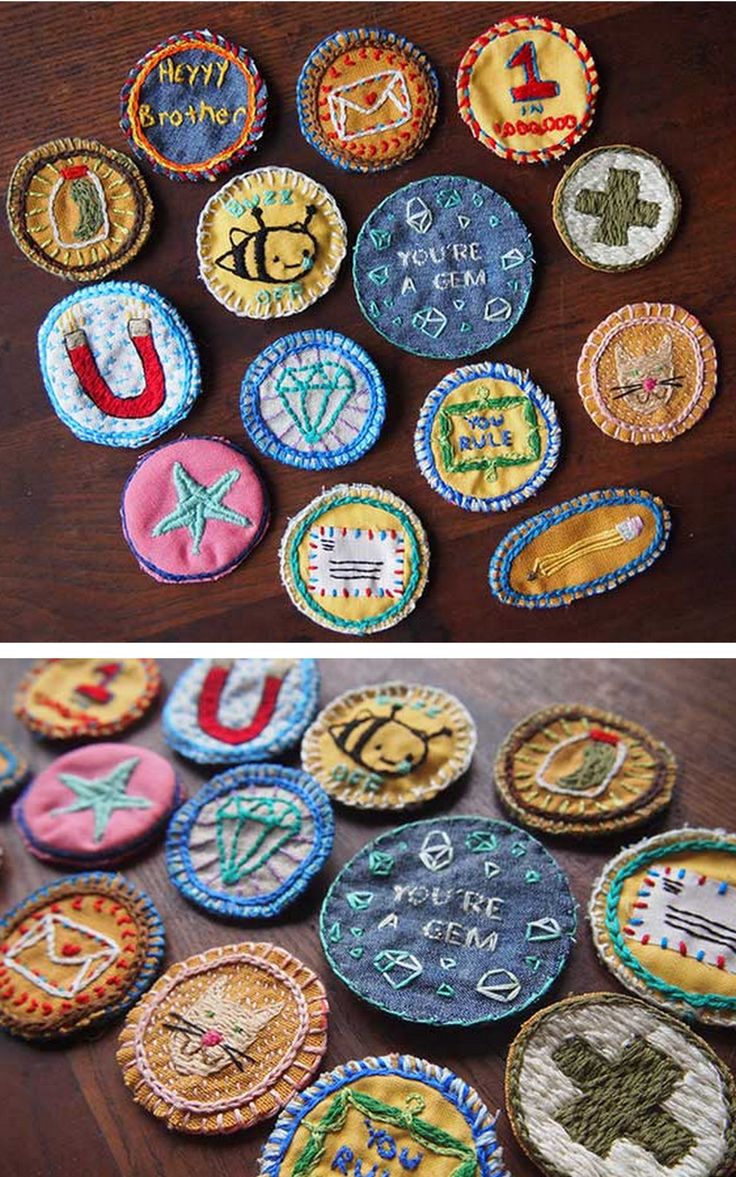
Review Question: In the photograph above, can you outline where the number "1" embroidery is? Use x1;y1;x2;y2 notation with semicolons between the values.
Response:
506;41;560;104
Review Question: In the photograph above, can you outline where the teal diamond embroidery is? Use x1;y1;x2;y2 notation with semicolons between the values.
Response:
368;300;381;317
460;322;473;333
440;957;457;970
350;927;364;938
437;983;455;998
489;214;500;228
368;265;390;286
214;795;302;886
511;842;528;857
437;188;462;209
525;869;542;884
466;831;497;853
327;921;342;943
525;955;543;972
274;359;355;446
349;946;364;959
392;315;403;326
472;192;484;207
370;228;392;250
373;950;423;989
413;307;447;339
369;851;395;877
347;891;374;911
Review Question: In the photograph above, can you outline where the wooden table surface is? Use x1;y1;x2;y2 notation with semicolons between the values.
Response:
1;656;735;1175
1;2;734;642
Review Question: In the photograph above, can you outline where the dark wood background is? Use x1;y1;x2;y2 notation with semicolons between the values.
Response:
1;657;735;1175
1;3;734;643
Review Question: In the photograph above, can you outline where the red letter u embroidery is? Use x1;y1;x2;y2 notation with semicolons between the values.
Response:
65;318;165;418
198;662;287;745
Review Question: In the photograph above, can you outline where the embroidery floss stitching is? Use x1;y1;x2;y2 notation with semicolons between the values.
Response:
0;735;29;799
13;658;160;740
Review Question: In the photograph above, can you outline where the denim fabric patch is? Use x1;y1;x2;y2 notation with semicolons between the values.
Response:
0;735;28;799
320;816;575;1025
353;174;533;359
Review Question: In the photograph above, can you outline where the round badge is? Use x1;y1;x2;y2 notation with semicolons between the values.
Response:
38;280;200;448
415;361;560;512
495;705;677;837
197;166;347;318
553;145;681;272
577;303;718;445
0;736;28;799
320;816;576;1025
121;436;270;583
241;330;386;470
353;174;533;359
13;742;182;868
590;827;736;1028
120;29;267;181
117;942;328;1134
166;764;334;920
13;658;160;740
457;15;599;164
296;27;439;172
259;1053;509;1176
163;659;320;765
302;682;476;811
279;483;430;636
0;872;164;1041
6;137;153;281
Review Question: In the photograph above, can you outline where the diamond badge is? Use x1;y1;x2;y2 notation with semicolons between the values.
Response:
346;891;374;911
418;829;453;872
214;795;302;885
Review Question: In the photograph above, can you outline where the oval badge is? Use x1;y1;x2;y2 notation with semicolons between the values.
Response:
489;488;671;608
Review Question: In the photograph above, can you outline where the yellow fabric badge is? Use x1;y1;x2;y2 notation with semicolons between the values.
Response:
577;302;718;444
197;166;347;318
457;15;598;164
302;682;476;810
6;138;153;282
13;659;161;740
279;483;430;635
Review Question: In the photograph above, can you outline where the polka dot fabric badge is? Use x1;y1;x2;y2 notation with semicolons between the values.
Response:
241;330;386;470
163;659;320;765
553;146;681;272
197;167;347;318
259;1053;510;1177
353;174;534;359
296;28;439;173
489;488;672;608
120;29;267;181
117;942;328;1134
415;361;560;512
166;764;334;920
13;742;182;869
578;303;718;445
457;15;598;164
0;736;28;799
38;281;200;448
121;436;270;584
6;138;153;282
279;483;430;636
495;705;677;837
320;816;576;1026
302;682;476;811
590;827;736;1028
14;658;160;740
0;872;164;1042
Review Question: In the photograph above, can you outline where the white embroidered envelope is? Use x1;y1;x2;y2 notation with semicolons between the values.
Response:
328;70;412;141
3;912;120;998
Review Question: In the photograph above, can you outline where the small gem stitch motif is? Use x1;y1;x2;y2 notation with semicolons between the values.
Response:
13;659;160;740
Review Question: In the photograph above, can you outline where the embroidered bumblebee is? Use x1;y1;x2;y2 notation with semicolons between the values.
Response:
215;204;319;283
329;704;452;777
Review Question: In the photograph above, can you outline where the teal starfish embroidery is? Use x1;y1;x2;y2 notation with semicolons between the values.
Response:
152;462;253;555
52;756;151;842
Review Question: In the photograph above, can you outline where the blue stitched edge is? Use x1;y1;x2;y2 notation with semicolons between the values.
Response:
162;659;320;764
165;763;335;920
259;1054;510;1176
37;280;201;448
0;738;28;794
120;434;271;583
240;330;386;470
488;487;672;608
296;27;440;174
414;361;561;512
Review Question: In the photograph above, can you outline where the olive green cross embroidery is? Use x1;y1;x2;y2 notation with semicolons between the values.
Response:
553;1035;695;1166
574;169;660;247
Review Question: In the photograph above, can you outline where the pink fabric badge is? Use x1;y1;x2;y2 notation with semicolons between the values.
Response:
120;436;270;582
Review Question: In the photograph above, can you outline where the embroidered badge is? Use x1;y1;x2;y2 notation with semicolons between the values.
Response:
6;137;153;282
415;361;560;512
117;941;328;1133
590;827;736;1027
320;816;575;1025
166;763;334;920
0;735;28;799
296;27;439;172
120;29;267;181
13;742;182;868
279;483;430;635
13;658;160;740
302;682;476;811
197;166;347;318
495;705;677;837
259;1052;510;1176
353;174;534;359
457;15;599;164
489;487;672;608
163;659;320;765
577;303;718;445
0;872;164;1041
38;280;200;448
505;992;736;1177
241;330;386;470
